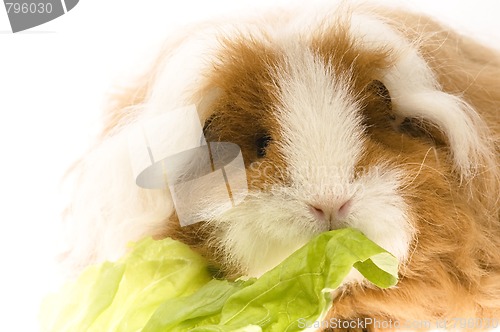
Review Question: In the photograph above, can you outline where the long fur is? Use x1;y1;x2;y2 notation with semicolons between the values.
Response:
62;2;500;330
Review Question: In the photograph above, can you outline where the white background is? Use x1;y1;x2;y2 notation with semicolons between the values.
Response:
0;1;499;331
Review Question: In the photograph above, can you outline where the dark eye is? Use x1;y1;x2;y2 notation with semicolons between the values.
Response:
399;117;425;137
397;117;447;145
255;134;271;158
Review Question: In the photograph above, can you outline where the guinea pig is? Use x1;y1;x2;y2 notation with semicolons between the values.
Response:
62;2;500;330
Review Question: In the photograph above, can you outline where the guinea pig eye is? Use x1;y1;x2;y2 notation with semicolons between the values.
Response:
397;117;447;145
399;117;425;137
255;134;271;158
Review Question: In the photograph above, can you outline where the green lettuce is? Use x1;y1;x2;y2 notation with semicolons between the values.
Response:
40;228;398;332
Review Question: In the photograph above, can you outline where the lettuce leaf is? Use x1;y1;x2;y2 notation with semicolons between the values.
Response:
40;228;398;332
40;238;212;332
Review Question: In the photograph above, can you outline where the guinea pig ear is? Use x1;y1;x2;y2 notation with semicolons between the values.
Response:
364;80;448;146
362;79;393;128
367;79;392;109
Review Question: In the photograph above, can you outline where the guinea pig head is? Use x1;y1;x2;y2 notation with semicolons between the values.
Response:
186;31;421;278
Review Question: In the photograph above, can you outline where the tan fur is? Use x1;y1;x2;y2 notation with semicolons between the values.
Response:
78;5;499;331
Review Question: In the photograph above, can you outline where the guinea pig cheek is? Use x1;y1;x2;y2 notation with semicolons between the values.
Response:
346;164;415;264
208;162;323;276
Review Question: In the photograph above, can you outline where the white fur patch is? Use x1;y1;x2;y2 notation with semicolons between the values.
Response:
213;192;320;277
273;44;365;193
346;167;414;262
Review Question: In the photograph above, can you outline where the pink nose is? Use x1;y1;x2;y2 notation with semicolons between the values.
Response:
308;199;352;221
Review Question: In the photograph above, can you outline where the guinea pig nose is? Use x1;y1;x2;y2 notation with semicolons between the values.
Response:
337;199;352;219
309;205;326;220
308;199;352;222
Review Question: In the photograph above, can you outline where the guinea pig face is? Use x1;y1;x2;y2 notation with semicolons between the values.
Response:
197;30;422;277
